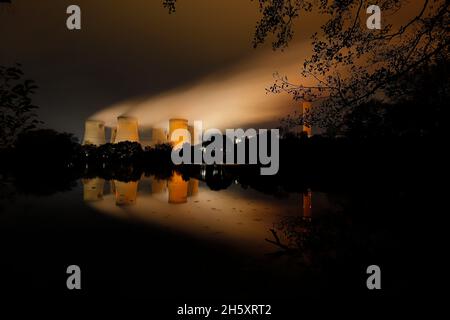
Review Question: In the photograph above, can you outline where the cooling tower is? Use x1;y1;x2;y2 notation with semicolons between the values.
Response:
114;180;138;206
82;178;105;201
110;127;117;143
151;128;167;145
301;102;312;137
83;120;106;145
169;118;188;148
168;172;188;204
115;116;140;143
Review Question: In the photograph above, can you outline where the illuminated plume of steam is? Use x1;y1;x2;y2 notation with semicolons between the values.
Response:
89;43;315;135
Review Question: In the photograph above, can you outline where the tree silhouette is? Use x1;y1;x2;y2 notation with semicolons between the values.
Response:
0;64;42;149
14;129;79;168
162;0;176;14
163;0;449;135
270;0;449;134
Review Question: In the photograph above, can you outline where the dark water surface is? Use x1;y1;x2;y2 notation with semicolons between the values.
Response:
0;171;425;305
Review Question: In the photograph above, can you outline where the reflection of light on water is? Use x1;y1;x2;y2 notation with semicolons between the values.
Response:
114;180;138;206
168;172;188;204
200;166;206;179
302;189;312;218
83;175;334;255
83;178;105;201
151;178;166;194
188;179;199;197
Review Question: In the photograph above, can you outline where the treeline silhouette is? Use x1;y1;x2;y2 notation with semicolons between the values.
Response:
0;125;444;198
1;57;447;196
1;61;446;197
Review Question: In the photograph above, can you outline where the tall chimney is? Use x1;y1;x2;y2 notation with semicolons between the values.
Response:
301;102;312;137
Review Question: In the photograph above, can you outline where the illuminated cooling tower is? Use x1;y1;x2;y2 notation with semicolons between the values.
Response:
114;180;138;206
110;127;117;143
169;118;188;148
188;179;199;197
83;120;106;145
151;128;167;145
168;172;188;204
301;102;312;137
115;116;140;143
82;178;105;201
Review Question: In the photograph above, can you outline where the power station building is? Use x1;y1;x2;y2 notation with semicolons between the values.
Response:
83;116;199;147
83;101;315;147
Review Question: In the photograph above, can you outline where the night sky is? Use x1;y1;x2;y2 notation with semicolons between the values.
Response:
1;0;421;138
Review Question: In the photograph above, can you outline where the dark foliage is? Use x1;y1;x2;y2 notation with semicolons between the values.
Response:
0;64;42;149
14;129;79;168
269;0;449;133
161;1;449;135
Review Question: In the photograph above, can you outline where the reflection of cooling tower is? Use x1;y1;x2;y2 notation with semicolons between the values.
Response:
168;172;188;204
83;120;106;145
151;177;167;194
114;180;138;206
301;102;312;137
83;178;105;201
110;127;117;143
138;175;152;193
151;128;167;145
302;190;312;218
115;116;139;143
169;118;188;148
188;179;199;197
